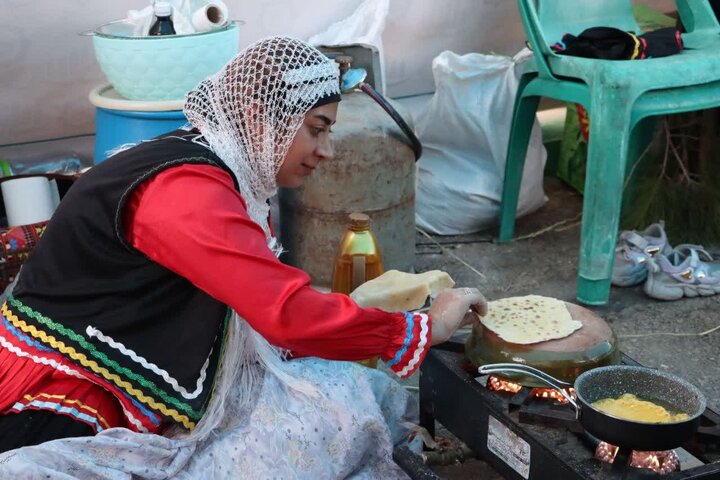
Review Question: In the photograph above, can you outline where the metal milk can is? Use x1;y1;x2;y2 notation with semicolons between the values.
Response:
278;91;416;287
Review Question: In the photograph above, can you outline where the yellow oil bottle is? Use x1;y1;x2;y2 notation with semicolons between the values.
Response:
331;212;384;368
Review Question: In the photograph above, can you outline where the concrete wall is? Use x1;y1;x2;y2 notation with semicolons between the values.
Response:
0;0;673;164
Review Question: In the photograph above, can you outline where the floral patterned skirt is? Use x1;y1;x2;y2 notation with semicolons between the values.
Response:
0;358;416;479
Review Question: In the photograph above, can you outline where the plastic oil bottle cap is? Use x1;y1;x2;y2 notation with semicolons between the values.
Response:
154;1;173;16
348;212;370;230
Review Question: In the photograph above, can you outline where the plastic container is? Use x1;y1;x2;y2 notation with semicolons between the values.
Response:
86;20;240;101
331;212;384;369
149;1;176;36
89;84;187;163
331;213;384;295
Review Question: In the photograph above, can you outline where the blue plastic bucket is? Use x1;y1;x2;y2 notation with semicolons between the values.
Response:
90;84;187;163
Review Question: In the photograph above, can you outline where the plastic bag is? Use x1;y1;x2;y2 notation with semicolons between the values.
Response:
414;49;546;235
0;156;83;176
308;0;389;95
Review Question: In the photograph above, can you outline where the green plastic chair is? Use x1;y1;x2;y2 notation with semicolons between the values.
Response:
498;0;720;305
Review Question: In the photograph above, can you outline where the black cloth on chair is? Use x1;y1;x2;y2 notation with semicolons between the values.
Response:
552;26;683;60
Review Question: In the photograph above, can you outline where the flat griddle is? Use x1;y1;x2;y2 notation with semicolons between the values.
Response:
464;302;620;387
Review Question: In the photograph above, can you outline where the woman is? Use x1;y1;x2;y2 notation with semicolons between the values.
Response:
0;37;486;478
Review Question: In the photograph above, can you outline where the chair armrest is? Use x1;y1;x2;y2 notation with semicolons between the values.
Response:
676;0;720;33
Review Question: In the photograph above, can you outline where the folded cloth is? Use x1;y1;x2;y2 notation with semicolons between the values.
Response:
551;26;683;60
0;221;47;292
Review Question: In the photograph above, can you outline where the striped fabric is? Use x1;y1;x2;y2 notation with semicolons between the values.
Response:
10;393;112;433
0;307;160;434
386;312;430;379
3;297;194;430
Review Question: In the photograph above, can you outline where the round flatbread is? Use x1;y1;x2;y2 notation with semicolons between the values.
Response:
350;269;455;312
480;295;582;344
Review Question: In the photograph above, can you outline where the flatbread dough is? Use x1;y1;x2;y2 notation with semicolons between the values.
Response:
480;295;581;344
350;269;455;312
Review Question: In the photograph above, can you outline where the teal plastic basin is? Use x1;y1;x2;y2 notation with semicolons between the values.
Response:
91;20;240;101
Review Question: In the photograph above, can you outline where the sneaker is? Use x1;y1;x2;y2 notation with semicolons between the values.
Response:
612;223;672;287
644;245;720;301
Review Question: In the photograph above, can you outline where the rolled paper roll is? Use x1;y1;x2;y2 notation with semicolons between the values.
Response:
1;176;57;227
191;2;228;33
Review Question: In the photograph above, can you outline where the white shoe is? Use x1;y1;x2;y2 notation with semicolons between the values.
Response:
644;245;720;301
612;222;672;287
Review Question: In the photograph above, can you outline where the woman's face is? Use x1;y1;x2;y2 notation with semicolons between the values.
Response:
276;102;338;188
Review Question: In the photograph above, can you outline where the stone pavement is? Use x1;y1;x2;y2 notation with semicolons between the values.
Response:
391;177;720;479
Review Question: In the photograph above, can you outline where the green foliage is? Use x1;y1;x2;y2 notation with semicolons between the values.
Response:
556;103;587;194
621;111;720;246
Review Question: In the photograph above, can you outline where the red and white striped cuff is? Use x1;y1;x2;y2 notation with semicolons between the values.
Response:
385;312;431;379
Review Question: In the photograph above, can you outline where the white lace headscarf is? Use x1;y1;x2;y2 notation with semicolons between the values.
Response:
184;35;340;240
172;37;340;442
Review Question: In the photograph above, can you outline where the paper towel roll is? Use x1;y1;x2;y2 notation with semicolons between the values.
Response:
1;176;57;227
191;1;228;32
49;179;61;208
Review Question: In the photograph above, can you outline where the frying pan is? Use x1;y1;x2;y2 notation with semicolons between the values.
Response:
479;363;707;451
465;302;620;387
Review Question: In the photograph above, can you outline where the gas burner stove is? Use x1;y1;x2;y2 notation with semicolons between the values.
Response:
414;342;720;480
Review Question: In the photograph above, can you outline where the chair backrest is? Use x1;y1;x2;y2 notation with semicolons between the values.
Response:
676;0;720;34
537;0;641;45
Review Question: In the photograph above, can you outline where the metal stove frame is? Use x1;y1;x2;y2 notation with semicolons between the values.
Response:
416;342;720;480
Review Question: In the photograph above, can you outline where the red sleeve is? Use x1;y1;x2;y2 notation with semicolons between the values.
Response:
123;163;430;378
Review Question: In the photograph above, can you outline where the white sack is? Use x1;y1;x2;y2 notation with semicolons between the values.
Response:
308;0;389;95
414;49;546;235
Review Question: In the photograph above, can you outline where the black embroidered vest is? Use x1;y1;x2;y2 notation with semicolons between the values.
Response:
7;131;238;429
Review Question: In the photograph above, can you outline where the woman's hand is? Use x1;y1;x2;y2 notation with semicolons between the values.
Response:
428;288;488;346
